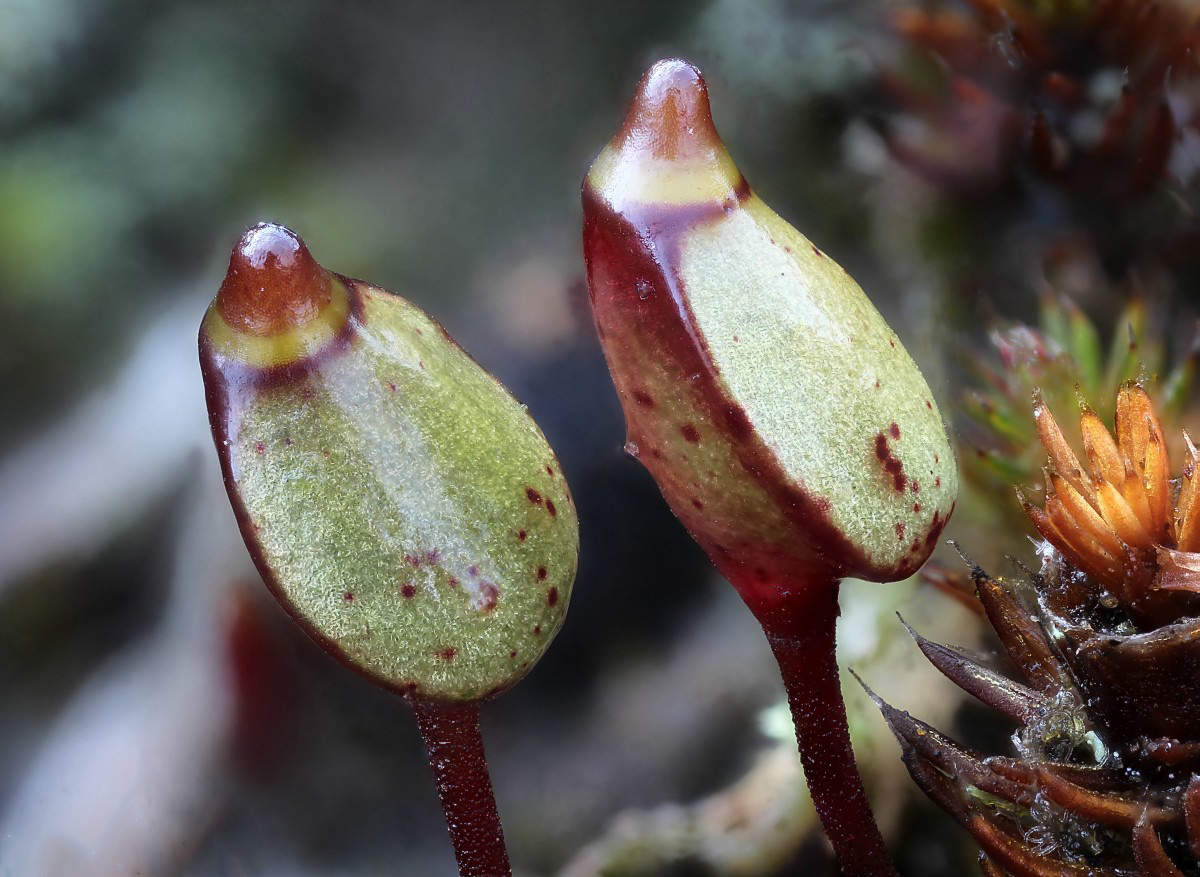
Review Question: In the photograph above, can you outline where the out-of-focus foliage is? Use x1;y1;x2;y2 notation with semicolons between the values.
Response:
0;0;317;446
4;4;278;378
872;0;1200;296
956;287;1198;563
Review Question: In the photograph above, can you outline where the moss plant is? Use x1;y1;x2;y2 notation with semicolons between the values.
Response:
874;381;1200;874
199;223;579;877
581;59;959;876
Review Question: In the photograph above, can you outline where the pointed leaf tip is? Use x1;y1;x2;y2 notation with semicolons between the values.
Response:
847;667;886;708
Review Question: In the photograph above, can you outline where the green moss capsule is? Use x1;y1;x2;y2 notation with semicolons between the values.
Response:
583;59;957;613
581;59;960;877
200;223;578;703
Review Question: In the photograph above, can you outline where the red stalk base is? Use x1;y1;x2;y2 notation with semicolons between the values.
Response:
411;699;512;877
758;581;898;877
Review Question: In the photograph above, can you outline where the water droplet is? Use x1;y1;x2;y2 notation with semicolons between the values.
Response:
636;279;652;299
624;441;641;458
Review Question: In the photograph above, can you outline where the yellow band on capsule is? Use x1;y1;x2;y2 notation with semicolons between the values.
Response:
203;276;352;368
587;145;743;208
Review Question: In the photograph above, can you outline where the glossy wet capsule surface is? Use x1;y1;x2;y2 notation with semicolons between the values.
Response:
201;223;579;703
583;59;957;611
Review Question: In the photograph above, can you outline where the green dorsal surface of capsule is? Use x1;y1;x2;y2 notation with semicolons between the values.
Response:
200;223;578;703
583;60;957;610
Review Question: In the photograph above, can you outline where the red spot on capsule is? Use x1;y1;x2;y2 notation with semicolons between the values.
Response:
875;380;881;389
632;390;656;408
680;423;701;443
437;646;457;661
254;441;266;455
342;592;354;603
935;476;942;488
547;587;559;607
468;565;479;578
691;498;704;510
546;465;555;477
889;422;900;440
387;381;397;392
812;245;823;257
509;650;518;658
404;553;422;567
400;583;416;599
723;406;753;441
537;566;548;581
526;487;543;505
283;435;293;446
925;509;946;547
473;582;499;612
911;480;920;493
874;433;907;492
216;223;333;336
517;530;527;542
425;549;440;564
447;576;459;588
895;522;906;541
546;499;557;517
914;503;921;513
889;339;896;348
926;400;933;410
533;625;543;636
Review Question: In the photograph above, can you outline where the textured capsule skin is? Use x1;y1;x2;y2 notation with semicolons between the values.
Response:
583;60;957;611
201;224;578;703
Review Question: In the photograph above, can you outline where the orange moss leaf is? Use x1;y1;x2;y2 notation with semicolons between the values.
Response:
1095;480;1155;551
1080;404;1125;487
1035;394;1097;507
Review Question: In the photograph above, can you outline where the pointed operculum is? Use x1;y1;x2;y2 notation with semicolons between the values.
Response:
586;58;743;209
202;227;580;703
583;60;958;609
218;223;331;334
202;222;351;370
